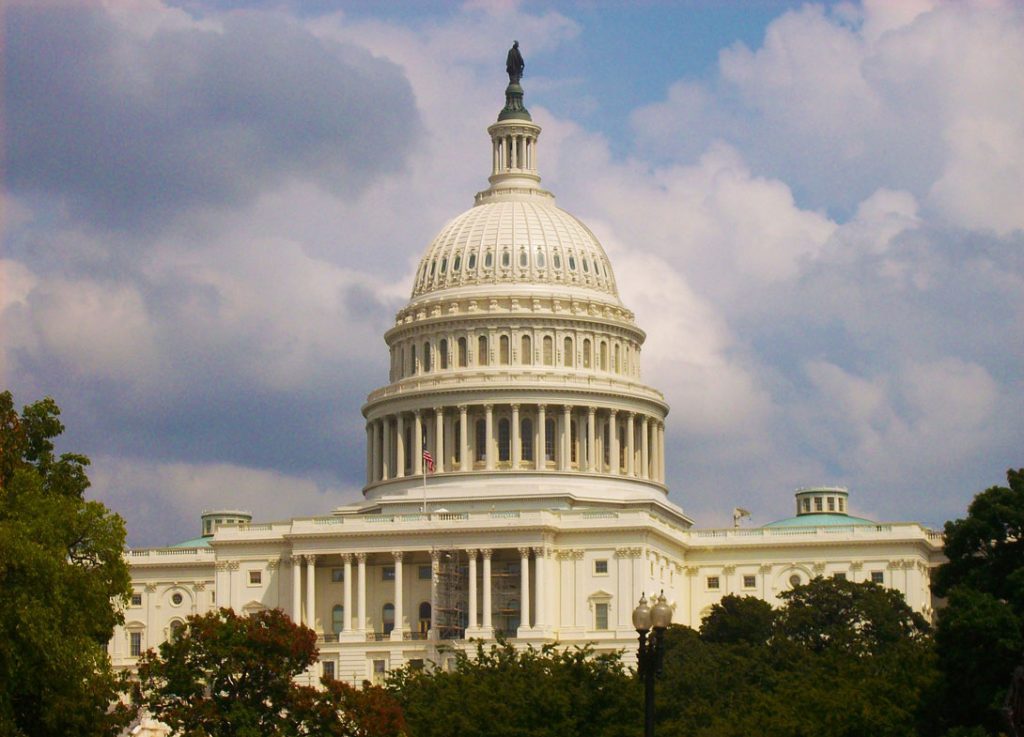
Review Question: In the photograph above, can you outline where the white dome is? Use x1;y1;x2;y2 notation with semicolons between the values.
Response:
411;197;619;302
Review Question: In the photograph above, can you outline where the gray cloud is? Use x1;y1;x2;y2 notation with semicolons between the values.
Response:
5;5;419;232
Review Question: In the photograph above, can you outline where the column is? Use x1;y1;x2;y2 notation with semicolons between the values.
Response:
356;553;367;631
576;412;585;470
626;413;635;477
560;406;571;471
434;408;445;473
292;556;302;624
511;134;518;168
518;547;531;633
659;423;666;482
533;547;546;628
482;549;493;632
459;405;470;472
372;420;382;483
511;404;520;468
382;418;391;481
413;410;423;475
342;554;353;632
536;405;546;470
485;404;495;471
365;424;373;484
609;410;619;474
396;414;406;477
586;407;596;472
305;554;316;631
391;551;404;640
467;550;478;629
641;415;650;480
429;550;440;637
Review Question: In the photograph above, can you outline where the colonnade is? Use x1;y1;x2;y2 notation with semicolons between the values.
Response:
493;131;536;175
291;547;551;640
365;403;666;485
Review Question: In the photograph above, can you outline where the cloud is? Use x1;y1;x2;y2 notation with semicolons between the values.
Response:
4;2;419;232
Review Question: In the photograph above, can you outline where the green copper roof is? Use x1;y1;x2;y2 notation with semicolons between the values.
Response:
498;82;531;121
763;513;876;528
169;535;212;548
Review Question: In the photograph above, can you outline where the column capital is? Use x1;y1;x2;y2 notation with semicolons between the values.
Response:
562;404;572;413
465;548;479;557
517;546;532;558
354;552;367;562
532;546;548;558
413;408;422;418
458;404;468;413
392;551;404;561
510;403;520;411
303;554;317;565
433;406;445;415
480;548;493;559
626;410;635;419
587;406;596;416
430;549;442;563
484;403;494;411
609;408;618;418
537;403;546;412
341;553;353;563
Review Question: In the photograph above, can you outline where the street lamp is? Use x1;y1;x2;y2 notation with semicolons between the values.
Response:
633;591;672;737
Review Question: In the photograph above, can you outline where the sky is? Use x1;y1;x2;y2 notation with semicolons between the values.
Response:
2;0;1022;547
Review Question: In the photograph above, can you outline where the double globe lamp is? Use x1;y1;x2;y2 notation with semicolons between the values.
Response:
632;592;672;737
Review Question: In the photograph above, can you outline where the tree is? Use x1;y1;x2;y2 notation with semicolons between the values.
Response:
136;607;406;737
934;469;1024;616
387;638;640;737
699;594;775;645
0;391;133;737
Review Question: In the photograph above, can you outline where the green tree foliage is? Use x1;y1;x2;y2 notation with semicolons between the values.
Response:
929;468;1024;736
387;639;641;737
136;607;406;737
0;391;133;737
699;594;775;645
658;581;937;737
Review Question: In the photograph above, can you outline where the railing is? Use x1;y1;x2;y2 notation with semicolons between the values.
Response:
490;511;520;519
366;631;390;642
404;631;429;641
319;633;339;643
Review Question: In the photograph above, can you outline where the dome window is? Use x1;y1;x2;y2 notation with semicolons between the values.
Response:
519;250;528;268
430;260;437;277
582;258;589;273
568;255;577;271
536;250;546;268
484;252;493;269
553;253;561;270
440;257;448;274
453;255;462;272
501;250;511;268
468;253;477;270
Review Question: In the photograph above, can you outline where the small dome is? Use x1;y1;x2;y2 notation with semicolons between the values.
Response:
410;198;619;301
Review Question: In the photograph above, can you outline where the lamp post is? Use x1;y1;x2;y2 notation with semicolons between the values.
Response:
633;591;672;737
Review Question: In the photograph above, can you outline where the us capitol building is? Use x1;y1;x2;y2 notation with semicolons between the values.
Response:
109;60;944;684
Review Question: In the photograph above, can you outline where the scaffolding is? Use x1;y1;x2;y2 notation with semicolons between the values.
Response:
433;549;467;641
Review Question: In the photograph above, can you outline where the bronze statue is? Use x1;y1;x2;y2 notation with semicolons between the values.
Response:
506;40;524;85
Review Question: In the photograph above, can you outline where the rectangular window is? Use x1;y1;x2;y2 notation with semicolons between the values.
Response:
382;566;395;581
833;572;847;581
828;497;836;511
372;659;387;685
322;661;335;681
802;498;811;512
408;659;425;671
331;568;344;583
418;565;432;580
814;497;823;511
707;576;720;590
871;571;884;584
838;498;845;512
594;560;609;575
248;571;262;585
743;575;756;588
130;632;142;657
595;602;609;630
131;593;142;607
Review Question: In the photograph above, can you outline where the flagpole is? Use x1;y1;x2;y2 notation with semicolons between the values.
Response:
422;461;427;514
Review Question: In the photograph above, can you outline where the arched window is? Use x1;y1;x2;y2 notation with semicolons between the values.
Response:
536;250;546;268
418;602;431;635
332;605;345;634
600;341;608;371
423;342;432;372
614;344;620;373
458;337;467;367
519;250;528;268
439;339;449;370
563;337;573;367
501;250;511;268
468;253;477;270
521;335;532;365
553;252;562;270
410;344;417;375
475;419;487;462
521;418;534;461
169;620;184;642
478;335;489;366
498;419;510;462
500;335;510;365
484;251;493;269
453;255;462;272
544;418;556;462
568;255;577;271
382;603;395;635
583;339;592;368
440;257;448;274
543;336;553;366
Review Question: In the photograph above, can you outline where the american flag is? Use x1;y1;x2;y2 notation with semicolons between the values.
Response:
422;446;435;473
